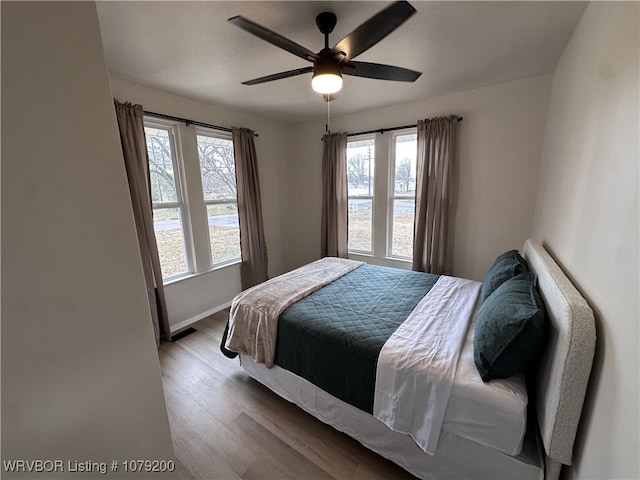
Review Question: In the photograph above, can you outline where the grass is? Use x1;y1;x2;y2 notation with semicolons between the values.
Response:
348;211;414;257
156;212;415;278
348;211;373;252
155;228;188;277
155;225;240;278
390;212;414;258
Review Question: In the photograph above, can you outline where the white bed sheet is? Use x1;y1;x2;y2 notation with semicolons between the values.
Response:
374;276;481;454
443;313;528;455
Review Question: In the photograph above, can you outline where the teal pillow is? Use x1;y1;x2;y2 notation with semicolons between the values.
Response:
474;272;547;382
480;250;529;302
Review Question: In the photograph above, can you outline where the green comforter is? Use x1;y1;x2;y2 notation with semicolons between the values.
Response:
274;264;439;413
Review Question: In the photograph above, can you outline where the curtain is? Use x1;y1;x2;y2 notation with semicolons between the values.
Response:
232;127;269;290
413;115;460;274
321;132;348;258
114;99;170;346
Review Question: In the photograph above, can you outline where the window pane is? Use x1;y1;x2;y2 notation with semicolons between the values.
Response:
145;127;178;203
153;207;188;278
198;132;241;267
347;138;375;197
394;133;417;197
348;199;372;252
391;199;415;258
197;134;237;201
207;203;241;265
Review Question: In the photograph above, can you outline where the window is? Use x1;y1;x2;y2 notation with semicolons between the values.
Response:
346;129;418;264
390;132;417;258
143;118;243;283
347;136;375;254
144;123;191;280
196;130;241;266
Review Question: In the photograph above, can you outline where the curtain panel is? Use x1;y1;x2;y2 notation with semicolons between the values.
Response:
413;115;460;275
114;99;170;346
232;127;269;290
321;132;349;258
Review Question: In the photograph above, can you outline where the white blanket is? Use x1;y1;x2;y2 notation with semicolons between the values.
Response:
224;257;362;367
374;276;481;454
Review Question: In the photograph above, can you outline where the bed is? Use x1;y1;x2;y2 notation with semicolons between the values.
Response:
221;239;596;480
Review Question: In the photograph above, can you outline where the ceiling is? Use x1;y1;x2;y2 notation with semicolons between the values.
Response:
96;1;587;124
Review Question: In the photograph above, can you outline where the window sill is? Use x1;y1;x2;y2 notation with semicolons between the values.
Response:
163;259;241;286
348;252;413;270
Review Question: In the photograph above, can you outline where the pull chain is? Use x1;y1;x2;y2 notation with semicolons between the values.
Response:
326;94;331;133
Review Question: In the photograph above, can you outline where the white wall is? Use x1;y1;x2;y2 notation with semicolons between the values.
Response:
109;78;291;331
1;1;174;475
532;2;639;479
286;75;552;280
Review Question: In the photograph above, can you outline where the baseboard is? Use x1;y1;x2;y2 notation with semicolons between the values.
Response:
170;301;232;335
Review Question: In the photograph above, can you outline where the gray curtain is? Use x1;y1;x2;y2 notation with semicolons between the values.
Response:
413;115;459;274
321;132;349;258
232;127;269;290
114;99;170;346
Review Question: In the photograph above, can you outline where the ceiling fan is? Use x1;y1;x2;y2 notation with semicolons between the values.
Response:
228;1;422;95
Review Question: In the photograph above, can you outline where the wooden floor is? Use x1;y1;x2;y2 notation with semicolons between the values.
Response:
159;309;418;480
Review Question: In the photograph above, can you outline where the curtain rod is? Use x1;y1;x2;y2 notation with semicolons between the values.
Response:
143;110;259;137
346;117;463;138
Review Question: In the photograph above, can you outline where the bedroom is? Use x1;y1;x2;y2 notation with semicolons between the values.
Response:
1;1;638;479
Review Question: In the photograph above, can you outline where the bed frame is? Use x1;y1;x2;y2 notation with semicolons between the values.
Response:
239;239;596;479
522;239;596;478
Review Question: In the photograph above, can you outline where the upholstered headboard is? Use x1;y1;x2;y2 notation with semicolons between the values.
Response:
522;239;596;479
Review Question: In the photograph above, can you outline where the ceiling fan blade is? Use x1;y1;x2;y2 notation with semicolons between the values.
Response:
331;1;416;62
229;16;319;63
242;67;314;86
344;61;422;82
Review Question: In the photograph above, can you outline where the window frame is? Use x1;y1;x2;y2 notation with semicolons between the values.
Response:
195;127;242;268
144;119;194;281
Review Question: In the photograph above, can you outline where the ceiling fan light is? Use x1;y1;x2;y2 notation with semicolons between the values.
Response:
312;72;343;94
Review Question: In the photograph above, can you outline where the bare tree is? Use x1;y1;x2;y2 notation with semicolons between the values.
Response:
347;153;373;193
395;157;414;193
198;142;237;200
147;135;176;203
